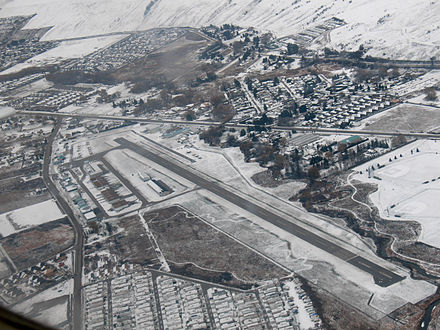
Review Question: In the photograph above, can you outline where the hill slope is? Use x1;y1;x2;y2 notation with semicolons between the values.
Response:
0;0;439;60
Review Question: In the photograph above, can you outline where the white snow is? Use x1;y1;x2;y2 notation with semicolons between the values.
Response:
390;71;440;97
1;34;126;74
0;106;16;119
104;148;190;202
11;279;72;328
0;0;439;59
60;102;121;116
0;199;65;237
61;124;437;320
409;93;440;109
0;213;16;237
354;103;440;133
285;280;316;329
71;135;119;160
8;78;53;98
146;187;436;320
353;139;440;248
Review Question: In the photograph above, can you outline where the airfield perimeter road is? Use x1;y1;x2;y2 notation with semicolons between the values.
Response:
115;137;405;287
43;122;84;330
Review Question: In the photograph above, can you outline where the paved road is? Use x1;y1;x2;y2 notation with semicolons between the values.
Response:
17;110;440;139
116;137;405;287
43;122;84;330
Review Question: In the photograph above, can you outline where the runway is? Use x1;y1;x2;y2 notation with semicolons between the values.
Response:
115;137;405;287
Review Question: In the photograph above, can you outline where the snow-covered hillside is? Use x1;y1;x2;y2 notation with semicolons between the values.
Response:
0;0;439;60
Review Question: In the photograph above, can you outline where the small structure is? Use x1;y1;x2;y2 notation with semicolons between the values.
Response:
138;172;151;182
84;211;97;221
147;179;172;196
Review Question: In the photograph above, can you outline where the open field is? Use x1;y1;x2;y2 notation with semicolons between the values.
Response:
22;295;69;329
2;34;126;74
114;32;211;86
305;278;432;329
84;215;161;277
0;248;11;278
107;215;159;266
144;206;288;288
354;139;440;248
0;218;74;270
0;199;64;238
13;295;70;329
70;136;119;161
359;104;440;132
11;279;72;329
0;177;50;214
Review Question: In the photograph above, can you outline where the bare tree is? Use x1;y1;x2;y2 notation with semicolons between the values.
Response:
232;41;244;54
307;166;320;182
424;87;438;101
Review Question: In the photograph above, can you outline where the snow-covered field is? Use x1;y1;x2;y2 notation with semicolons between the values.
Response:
1;34;126;74
0;199;65;237
60;103;120;116
409;94;440;109
0;0;439;60
11;279;72;329
390;70;440;97
354;139;440;248
0;106;16;119
8;78;53;98
356;103;440;133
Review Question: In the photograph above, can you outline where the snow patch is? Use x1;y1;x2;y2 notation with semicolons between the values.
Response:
0;199;65;237
354;140;440;248
0;0;439;59
285;280;316;329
